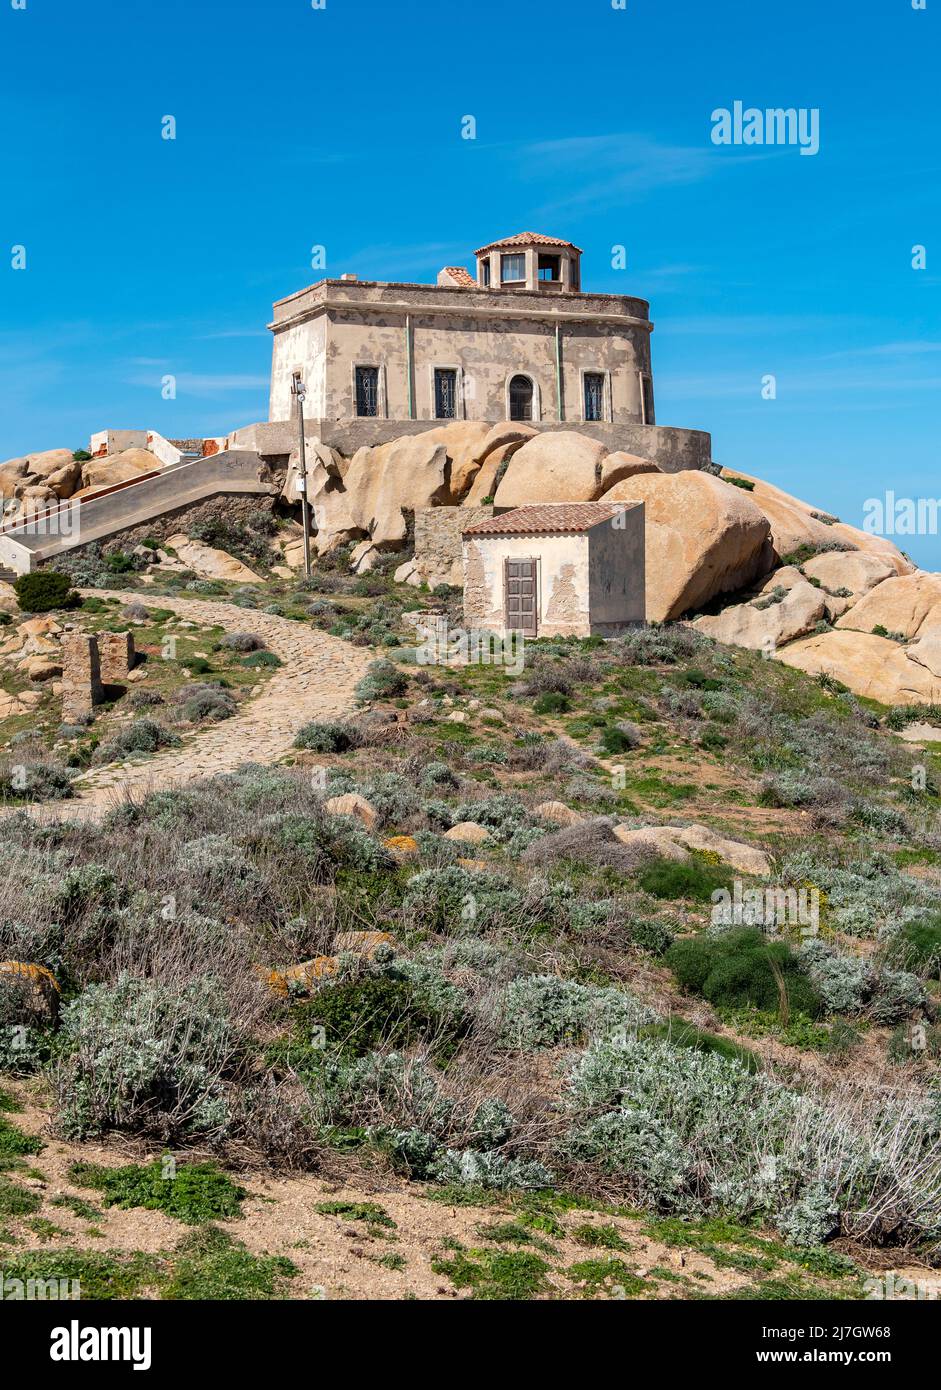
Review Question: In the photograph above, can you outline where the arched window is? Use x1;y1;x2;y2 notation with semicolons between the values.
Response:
509;374;534;422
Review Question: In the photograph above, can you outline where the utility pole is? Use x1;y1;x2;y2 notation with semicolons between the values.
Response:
291;373;312;577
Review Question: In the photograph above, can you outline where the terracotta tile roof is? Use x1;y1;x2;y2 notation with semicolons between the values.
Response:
441;266;477;288
462;502;638;538
474;232;583;256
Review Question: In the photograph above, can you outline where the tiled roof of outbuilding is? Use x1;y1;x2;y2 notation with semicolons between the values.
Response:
462;502;638;538
440;266;477;288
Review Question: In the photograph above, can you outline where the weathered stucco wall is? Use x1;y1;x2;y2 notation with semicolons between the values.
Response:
268;279;654;430
269;315;327;423
463;532;592;638
587;508;646;629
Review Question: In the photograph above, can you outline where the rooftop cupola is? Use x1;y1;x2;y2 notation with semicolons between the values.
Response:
472;232;583;293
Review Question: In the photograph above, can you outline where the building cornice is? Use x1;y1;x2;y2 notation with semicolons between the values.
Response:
269;291;653;335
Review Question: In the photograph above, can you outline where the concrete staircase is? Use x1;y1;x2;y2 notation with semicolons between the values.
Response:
0;450;278;576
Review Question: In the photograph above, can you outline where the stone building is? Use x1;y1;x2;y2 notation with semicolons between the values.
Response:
263;232;711;468
462;501;645;639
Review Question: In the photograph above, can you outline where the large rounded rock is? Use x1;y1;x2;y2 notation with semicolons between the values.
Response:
722;470;912;575
21;449;76;481
602;471;771;621
802;551;896;603
81;448;160;491
462;423;537;505
492;431;607;508
337;435;451;545
692;573;826;651
598;452;660;492
165;533;262;582
835;572;941;640
0;456;30;498
777;630;941;705
418;422;493;497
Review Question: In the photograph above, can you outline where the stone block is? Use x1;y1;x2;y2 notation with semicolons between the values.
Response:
60;631;103;721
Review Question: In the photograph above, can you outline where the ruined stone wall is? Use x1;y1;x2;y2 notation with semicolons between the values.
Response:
415;505;495;574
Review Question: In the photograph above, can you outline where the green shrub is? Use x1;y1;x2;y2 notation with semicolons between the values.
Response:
599;725;638;755
13;570;79;613
298;970;466;1059
666;928;822;1019
163;1226;297;1300
0;1175;42;1216
533;692;570;715
179;685;236;723
885;916;941;977
0;760;74;803
294;721;361;753
94;718;179;762
220;632;266;653
354;659;408;704
54;973;239;1142
69;1159;245;1224
0;1112;44;1167
241;650;281;669
494;974;654;1050
0;1249;160;1300
637;857;733;903
431;1247;551;1300
639;1020;761;1072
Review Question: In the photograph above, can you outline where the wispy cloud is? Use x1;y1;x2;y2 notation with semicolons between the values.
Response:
819;340;941;360
124;371;269;395
509;133;767;218
338;241;469;278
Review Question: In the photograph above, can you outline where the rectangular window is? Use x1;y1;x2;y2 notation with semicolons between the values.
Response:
434;368;458;420
481;259;491;287
584;372;605;422
538;254;560;282
501;253;525;283
355;365;379;417
641;374;655;425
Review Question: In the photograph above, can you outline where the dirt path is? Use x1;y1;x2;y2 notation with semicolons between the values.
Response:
22;590;374;823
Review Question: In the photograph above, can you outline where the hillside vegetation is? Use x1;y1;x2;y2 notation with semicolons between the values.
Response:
1;554;940;1300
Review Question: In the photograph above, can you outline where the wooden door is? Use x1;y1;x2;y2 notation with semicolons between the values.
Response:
504;557;537;636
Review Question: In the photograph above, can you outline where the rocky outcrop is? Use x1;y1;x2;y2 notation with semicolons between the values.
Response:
692;570;827;651
721;470;914;575
801;550;896;603
778;630;941;706
493;431;608;508
612;822;772;875
602;470;771;621
598;452;660;492
835;572;941;640
165;533;262;582
79;448;161;491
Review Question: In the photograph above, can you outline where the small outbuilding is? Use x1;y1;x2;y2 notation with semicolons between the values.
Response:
461;501;645;639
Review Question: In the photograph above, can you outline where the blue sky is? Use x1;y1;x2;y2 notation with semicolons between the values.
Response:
2;0;939;563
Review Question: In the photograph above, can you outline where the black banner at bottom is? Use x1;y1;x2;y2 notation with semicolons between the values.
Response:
0;1298;934;1376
